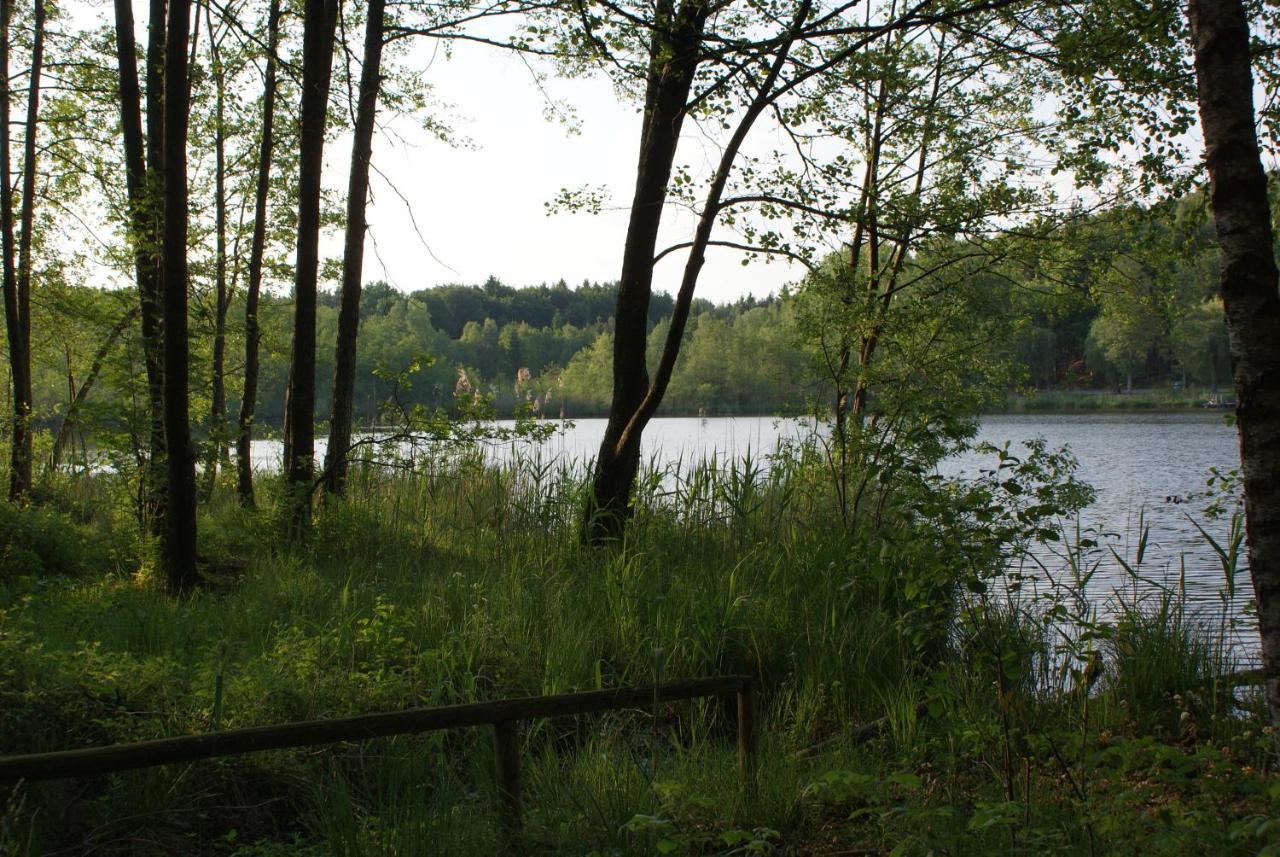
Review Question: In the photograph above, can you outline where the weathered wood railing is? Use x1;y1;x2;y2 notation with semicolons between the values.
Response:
0;675;758;844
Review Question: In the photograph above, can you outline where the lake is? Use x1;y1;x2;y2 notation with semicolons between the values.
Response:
254;411;1254;656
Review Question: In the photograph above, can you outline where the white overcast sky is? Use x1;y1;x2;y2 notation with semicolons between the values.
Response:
348;38;805;304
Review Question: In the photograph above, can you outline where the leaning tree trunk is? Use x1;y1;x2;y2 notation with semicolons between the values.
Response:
323;0;385;497
284;0;339;535
1187;0;1280;723
583;0;810;544
235;0;280;508
160;0;197;592
582;0;707;543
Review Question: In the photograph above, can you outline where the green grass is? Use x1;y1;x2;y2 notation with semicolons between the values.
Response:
1001;387;1229;413
0;448;1275;855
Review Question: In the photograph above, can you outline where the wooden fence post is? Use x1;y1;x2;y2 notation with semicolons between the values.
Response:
493;719;522;845
736;679;758;794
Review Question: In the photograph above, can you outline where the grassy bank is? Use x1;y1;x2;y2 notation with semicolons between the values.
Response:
0;448;1275;855
1000;387;1231;413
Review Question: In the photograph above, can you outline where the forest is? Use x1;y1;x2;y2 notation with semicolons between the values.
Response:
30;191;1243;438
2;0;1280;854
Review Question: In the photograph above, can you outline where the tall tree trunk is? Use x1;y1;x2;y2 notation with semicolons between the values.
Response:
1187;0;1280;723
203;0;228;497
323;0;384;497
6;0;42;500
0;0;24;502
284;0;339;535
161;0;197;591
48;307;139;473
139;0;169;531
582;0;707;542
0;0;42;503
235;0;280;508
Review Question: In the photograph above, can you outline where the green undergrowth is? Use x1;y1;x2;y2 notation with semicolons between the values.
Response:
0;448;1275;855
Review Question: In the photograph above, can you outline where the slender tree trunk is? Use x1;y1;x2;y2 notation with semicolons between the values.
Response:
323;0;384;497
284;0;339;535
49;307;139;473
0;0;42;502
0;0;24;502
161;0;197;591
138;0;169;531
203;0;228;497
5;0;42;500
235;0;280;508
582;0;707;542
1187;0;1280;723
112;0;157;515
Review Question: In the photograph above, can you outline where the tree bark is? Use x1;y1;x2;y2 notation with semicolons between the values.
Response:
0;0;43;502
128;0;169;532
0;0;25;502
582;0;707;542
284;0;339;535
7;0;42;500
235;0;281;508
161;0;197;591
203;0;228;498
323;0;385;498
1187;0;1280;723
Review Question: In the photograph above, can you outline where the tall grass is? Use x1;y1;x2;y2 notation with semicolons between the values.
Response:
0;443;1271;855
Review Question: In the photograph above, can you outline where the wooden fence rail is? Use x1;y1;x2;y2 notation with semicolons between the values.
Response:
0;675;758;844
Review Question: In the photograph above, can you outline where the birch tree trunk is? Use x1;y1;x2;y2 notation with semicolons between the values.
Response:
1187;0;1280;723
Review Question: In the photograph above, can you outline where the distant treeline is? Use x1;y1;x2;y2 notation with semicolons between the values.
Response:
25;190;1249;435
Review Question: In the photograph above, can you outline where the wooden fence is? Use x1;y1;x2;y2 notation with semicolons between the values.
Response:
0;675;758;846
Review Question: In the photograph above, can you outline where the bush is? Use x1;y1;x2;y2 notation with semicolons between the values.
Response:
0;501;125;580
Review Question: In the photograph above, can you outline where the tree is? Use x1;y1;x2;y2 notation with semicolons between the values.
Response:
1170;297;1229;390
201;0;231;496
1;0;45;501
235;0;282;508
1186;0;1280;723
160;0;197;591
324;0;387;497
1086;286;1163;391
572;0;1039;541
578;0;805;542
775;12;1056;516
112;0;167;530
283;0;339;534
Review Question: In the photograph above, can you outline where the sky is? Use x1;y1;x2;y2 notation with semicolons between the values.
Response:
348;37;807;304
